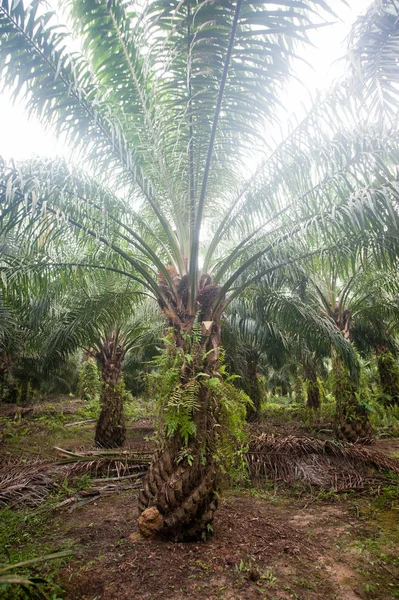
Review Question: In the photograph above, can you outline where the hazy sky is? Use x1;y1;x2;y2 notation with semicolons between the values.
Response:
0;1;373;162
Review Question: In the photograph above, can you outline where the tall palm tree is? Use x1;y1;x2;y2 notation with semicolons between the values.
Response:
1;0;399;539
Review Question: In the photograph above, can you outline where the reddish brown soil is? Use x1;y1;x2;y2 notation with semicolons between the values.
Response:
52;489;398;600
3;405;398;599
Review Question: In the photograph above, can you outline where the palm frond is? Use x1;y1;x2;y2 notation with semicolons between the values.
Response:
348;0;399;120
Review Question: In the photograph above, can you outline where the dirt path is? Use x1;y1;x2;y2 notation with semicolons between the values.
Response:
51;489;398;600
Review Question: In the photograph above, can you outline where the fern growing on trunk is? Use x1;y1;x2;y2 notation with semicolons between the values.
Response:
139;324;249;541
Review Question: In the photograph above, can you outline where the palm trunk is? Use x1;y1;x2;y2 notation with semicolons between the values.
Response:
293;374;304;404
138;320;221;541
332;352;372;443
376;347;399;406
94;337;126;448
19;379;30;404
0;355;17;403
0;364;7;403
304;365;320;410
138;273;225;541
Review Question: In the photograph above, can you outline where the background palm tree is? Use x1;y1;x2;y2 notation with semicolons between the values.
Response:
350;269;399;407
43;271;163;447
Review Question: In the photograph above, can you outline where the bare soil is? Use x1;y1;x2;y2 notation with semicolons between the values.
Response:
51;487;399;600
2;400;398;600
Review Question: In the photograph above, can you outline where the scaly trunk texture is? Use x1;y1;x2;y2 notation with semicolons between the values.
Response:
332;353;372;443
138;270;224;541
376;347;399;406
94;336;126;448
304;365;320;410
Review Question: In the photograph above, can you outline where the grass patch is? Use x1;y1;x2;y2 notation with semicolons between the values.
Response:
343;484;399;599
0;506;74;599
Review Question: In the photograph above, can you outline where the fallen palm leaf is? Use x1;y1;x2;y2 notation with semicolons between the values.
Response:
246;434;399;491
0;449;152;508
54;446;152;479
65;419;96;427
0;458;68;508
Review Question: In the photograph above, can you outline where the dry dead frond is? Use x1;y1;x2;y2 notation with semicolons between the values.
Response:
246;434;399;491
0;448;152;508
0;457;67;508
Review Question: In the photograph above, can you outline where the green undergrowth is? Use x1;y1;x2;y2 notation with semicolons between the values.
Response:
370;403;399;439
259;393;399;438
346;484;399;599
0;412;93;455
259;393;335;425
0;394;155;456
75;393;155;423
0;506;74;599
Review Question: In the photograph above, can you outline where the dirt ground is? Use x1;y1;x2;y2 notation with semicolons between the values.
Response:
1;399;399;600
49;486;398;600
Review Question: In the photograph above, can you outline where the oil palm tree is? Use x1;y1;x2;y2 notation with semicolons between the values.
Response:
223;302;287;421
349;0;399;122
224;277;358;420
0;231;57;402
1;0;399;539
42;270;163;447
292;265;373;441
350;270;399;406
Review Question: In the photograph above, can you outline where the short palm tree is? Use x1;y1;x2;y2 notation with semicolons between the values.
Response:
224;276;358;420
1;0;399;539
0;231;56;402
223;301;287;421
43;270;162;447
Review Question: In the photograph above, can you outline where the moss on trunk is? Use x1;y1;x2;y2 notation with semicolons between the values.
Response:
293;375;304;404
138;270;249;541
94;337;126;448
95;378;126;448
138;317;222;541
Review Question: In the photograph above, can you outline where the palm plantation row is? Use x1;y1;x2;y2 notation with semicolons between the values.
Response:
1;0;399;541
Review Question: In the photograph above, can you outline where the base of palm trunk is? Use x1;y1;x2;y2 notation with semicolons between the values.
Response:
334;417;373;444
332;354;373;444
138;442;220;541
246;389;261;422
94;382;126;448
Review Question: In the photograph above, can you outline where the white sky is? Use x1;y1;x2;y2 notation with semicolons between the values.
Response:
0;1;373;162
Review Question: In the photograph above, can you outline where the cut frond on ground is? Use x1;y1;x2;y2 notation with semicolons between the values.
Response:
55;446;152;478
246;434;399;491
0;449;153;508
0;457;67;508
